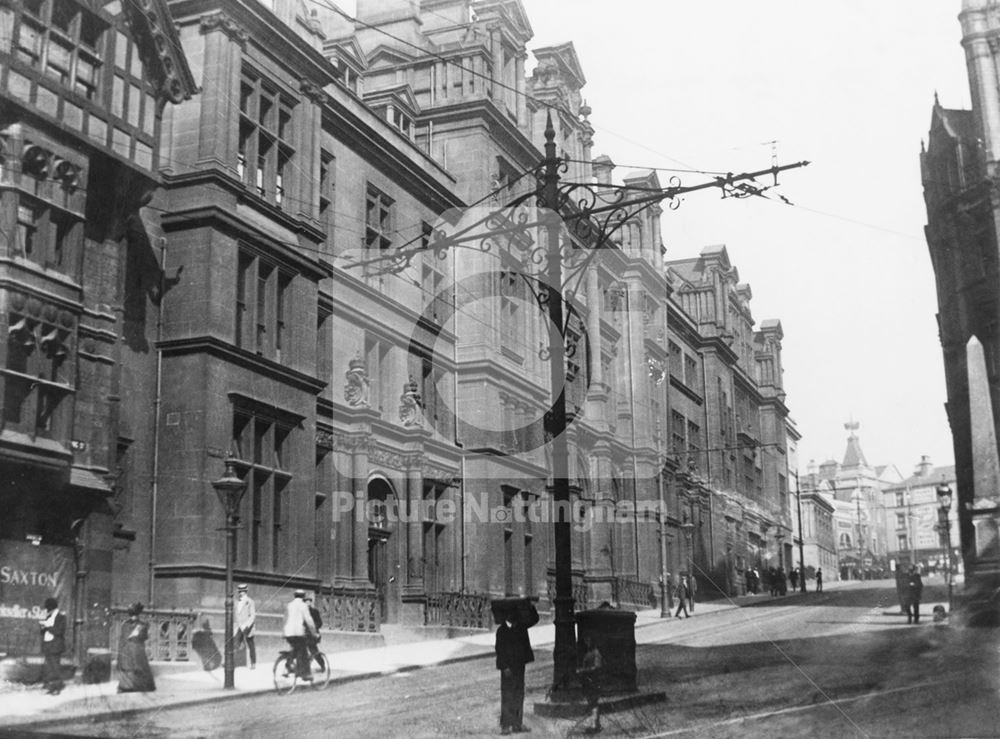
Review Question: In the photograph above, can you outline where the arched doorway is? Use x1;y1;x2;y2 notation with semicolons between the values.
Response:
367;477;397;623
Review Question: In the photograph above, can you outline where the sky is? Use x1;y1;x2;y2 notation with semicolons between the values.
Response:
341;0;973;475
516;0;971;474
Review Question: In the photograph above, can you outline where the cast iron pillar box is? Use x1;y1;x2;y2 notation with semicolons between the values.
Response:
576;604;637;692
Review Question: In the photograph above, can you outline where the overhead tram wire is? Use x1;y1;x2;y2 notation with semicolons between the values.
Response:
311;0;706;172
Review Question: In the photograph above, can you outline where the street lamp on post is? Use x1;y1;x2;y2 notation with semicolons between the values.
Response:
344;107;807;693
212;455;247;690
680;518;695;582
935;481;954;613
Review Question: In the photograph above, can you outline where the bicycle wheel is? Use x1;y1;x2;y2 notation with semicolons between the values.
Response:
272;653;297;695
312;651;331;689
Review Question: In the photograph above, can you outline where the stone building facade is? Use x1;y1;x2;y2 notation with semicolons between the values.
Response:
663;245;794;597
0;0;801;659
0;0;196;658
922;0;1000;617
882;456;959;573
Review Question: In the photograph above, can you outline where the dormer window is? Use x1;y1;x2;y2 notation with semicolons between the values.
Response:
385;106;412;139
338;61;358;94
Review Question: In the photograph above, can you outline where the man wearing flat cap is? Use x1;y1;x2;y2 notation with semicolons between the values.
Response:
283;589;317;680
234;584;257;669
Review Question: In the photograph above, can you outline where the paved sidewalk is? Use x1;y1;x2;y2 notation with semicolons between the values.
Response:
0;585;823;729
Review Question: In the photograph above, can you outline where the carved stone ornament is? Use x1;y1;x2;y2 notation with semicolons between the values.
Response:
344;354;370;408
316;430;335;451
399;376;423;428
647;357;665;386
369;444;406;471
300;79;326;105
199;11;248;46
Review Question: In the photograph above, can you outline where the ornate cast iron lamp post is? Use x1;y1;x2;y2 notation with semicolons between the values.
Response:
349;110;807;690
212;455;247;690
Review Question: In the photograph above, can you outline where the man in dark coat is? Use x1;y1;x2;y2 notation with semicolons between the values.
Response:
904;565;924;624
495;602;539;734
38;597;66;695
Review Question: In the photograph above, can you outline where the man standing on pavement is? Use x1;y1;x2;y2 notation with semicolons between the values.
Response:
283;589;317;680
815;568;823;592
904;565;924;624
495;600;539;735
234;584;256;670
38;597;66;695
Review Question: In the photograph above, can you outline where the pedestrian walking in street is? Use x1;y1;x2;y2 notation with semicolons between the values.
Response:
790;568;800;591
495;600;539;735
282;589;317;680
117;602;156;693
777;567;788;596
815;568;823;592
767;567;778;596
904;565;924;624
37;597;65;695
674;575;691;618
234;584;257;670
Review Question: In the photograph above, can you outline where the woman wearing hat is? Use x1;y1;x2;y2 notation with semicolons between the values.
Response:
37;596;65;695
117;602;156;692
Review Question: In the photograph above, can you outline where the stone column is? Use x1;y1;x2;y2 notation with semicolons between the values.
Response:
975;37;1000;164
490;25;503;101
515;53;528;128
351;440;370;587
333;447;353;588
297;82;323;223
405;461;425;597
196;12;246;170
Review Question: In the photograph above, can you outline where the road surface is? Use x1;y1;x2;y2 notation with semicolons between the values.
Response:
18;580;998;738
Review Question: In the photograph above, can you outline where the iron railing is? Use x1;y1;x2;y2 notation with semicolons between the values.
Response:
546;573;590;612
324;590;380;633
424;592;491;629
109;607;198;662
612;577;655;610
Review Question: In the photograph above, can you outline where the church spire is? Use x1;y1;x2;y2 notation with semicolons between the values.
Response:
842;419;868;468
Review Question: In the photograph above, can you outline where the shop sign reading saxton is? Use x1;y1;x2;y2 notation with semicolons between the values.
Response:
0;541;74;655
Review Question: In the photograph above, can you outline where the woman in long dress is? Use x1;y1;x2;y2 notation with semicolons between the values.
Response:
117;602;156;692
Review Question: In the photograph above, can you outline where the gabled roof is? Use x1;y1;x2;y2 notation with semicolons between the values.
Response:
473;0;533;42
884;464;957;491
368;43;420;66
122;0;197;102
533;41;586;89
328;36;369;70
622;169;661;190
929;102;975;144
363;83;421;115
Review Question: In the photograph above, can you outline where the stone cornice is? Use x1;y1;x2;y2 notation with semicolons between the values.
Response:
156;336;327;394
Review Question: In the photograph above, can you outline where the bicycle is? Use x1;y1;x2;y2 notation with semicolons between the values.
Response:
273;646;331;694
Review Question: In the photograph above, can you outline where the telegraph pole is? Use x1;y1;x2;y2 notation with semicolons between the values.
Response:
540;113;577;691
351;110;809;695
795;470;806;592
